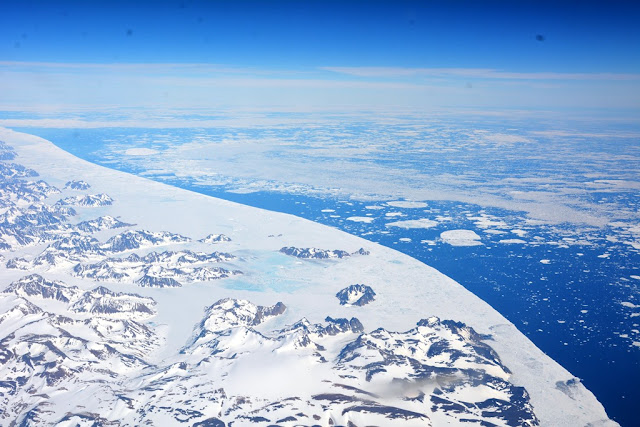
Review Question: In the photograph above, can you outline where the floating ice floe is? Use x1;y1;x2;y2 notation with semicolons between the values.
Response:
386;218;438;229
499;238;527;244
386;200;428;208
440;229;483;246
346;216;375;223
124;147;159;156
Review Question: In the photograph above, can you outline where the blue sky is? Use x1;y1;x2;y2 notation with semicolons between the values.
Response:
1;0;639;113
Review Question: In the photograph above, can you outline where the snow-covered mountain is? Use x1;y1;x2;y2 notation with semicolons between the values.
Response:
64;179;91;190
107;298;537;426
1;275;539;425
74;215;133;233
5;229;214;274
336;283;377;306
280;246;370;259
56;193;114;207
3;274;157;318
200;233;232;243
0;275;160;425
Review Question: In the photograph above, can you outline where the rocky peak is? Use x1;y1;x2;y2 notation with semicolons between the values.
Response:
3;274;81;303
280;246;351;259
199;233;232;243
336;284;376;306
64;180;91;190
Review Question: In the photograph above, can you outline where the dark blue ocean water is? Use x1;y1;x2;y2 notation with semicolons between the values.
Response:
19;126;640;426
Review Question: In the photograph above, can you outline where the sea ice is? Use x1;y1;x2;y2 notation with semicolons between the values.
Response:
386;218;438;229
440;229;483;246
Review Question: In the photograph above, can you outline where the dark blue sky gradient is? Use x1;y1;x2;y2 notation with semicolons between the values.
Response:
2;0;639;72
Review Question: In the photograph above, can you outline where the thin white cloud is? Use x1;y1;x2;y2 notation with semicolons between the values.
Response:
144;76;422;90
321;66;640;81
11;61;638;83
1;61;639;111
0;61;309;77
529;130;640;138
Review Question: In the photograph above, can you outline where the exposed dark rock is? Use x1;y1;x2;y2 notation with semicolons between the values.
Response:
0;141;17;160
279;246;350;259
75;215;133;233
192;416;226;426
336;284;376;306
102;229;190;252
3;274;79;303
0;162;38;178
64;180;91;190
323;317;364;335
199;233;231;243
352;248;370;256
56;193;113;207
136;275;182;288
342;403;429;420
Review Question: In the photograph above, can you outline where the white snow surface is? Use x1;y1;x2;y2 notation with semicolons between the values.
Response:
0;128;617;426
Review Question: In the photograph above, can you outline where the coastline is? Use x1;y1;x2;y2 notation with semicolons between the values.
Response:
0;126;616;425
